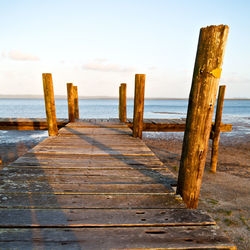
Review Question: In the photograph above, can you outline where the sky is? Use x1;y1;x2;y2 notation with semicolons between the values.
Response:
0;0;249;98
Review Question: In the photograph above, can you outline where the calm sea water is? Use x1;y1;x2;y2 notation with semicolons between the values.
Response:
0;98;249;143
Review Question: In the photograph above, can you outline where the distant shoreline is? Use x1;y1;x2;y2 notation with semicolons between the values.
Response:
0;95;249;100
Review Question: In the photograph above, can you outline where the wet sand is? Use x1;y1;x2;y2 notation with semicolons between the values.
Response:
0;130;249;249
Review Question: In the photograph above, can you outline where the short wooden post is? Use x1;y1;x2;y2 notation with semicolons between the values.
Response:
42;73;58;136
176;25;229;209
67;83;75;122
210;85;226;173
133;74;145;138
119;83;127;122
119;85;122;120
73;86;79;120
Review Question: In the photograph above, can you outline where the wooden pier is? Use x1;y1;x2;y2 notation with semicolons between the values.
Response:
0;120;235;249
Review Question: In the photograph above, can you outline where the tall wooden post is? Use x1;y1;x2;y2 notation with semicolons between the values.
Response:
133;74;145;138
73;86;79;120
42;73;58;136
119;83;127;122
177;25;229;209
67;83;75;122
210;85;226;173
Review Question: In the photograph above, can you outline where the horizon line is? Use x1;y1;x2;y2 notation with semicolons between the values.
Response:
0;94;249;100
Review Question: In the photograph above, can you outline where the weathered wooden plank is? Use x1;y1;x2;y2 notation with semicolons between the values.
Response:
0;208;214;227
2;167;173;177
0;182;174;194
5;154;164;167
0;227;236;250
31;144;152;152
126;122;232;132
10;162;165;170
0;118;67;130
0;193;185;209
67;124;128;128
0;174;175;185
29;147;154;156
58;127;132;135
37;138;146;146
14;153;163;164
0;118;232;134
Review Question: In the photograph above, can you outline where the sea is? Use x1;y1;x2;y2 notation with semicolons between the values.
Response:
0;98;249;144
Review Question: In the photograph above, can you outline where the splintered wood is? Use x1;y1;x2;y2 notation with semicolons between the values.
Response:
0;120;235;249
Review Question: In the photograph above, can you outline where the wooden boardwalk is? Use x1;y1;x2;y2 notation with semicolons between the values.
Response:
0;120;235;249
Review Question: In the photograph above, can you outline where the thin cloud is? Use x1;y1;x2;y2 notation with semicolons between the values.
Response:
82;61;136;73
8;50;40;61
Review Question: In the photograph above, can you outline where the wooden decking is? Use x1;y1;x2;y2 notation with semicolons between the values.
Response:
0;120;235;249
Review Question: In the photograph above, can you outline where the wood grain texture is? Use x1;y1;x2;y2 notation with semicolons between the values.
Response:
73;86;79;119
67;83;75;122
133;74;145;138
119;83;127;122
0;208;214;227
0;227;236;250
210;85;226;173
177;25;229;208
42;73;58;136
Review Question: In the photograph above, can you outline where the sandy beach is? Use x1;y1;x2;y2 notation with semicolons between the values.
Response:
144;132;250;250
0;129;249;249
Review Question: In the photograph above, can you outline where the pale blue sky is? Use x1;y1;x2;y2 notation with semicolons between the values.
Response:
0;0;249;98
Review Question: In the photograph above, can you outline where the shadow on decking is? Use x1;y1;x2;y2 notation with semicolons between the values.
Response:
0;134;81;249
63;125;176;189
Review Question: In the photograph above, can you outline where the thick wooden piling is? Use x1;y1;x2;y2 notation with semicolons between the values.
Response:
177;25;229;208
133;74;145;138
67;83;75;122
210;85;226;173
42;73;58;136
73;86;79;120
119;83;127;122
